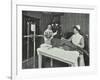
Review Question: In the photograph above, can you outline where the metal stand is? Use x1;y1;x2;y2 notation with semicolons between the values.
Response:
27;22;30;67
33;30;36;68
24;22;44;68
24;22;36;68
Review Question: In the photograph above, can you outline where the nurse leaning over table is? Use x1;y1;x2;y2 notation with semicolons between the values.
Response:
61;25;85;66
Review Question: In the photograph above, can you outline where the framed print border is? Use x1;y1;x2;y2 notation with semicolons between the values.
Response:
11;1;97;80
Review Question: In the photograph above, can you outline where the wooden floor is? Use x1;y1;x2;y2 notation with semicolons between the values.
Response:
22;56;70;69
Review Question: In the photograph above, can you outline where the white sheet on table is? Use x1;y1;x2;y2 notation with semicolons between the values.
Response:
37;47;79;66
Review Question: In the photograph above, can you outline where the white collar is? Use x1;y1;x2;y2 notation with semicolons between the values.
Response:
74;33;80;36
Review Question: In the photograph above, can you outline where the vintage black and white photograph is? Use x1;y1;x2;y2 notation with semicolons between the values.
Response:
22;11;89;69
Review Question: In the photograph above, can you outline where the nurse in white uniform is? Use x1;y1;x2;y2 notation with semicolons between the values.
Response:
67;25;85;66
71;25;84;48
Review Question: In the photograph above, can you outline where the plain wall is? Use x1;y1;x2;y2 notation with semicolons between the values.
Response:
61;13;89;35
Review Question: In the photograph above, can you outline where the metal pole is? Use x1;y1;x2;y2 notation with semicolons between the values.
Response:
33;24;36;68
27;22;30;67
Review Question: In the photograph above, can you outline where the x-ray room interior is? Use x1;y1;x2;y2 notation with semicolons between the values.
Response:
22;11;89;69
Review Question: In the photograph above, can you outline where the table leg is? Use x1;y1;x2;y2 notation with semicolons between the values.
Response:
79;54;85;66
74;61;78;67
38;54;42;68
50;58;53;67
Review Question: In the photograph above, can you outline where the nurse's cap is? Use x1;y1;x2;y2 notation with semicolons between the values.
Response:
76;25;80;30
73;25;81;31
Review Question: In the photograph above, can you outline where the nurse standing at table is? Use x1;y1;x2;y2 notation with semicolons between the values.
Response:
70;25;84;48
62;25;85;66
71;25;85;66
